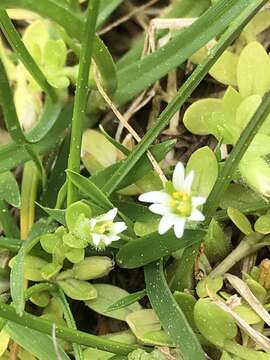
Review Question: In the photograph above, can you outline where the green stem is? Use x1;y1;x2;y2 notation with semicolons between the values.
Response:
0;200;19;238
204;90;270;222
209;233;266;278
0;10;57;101
102;0;267;195
0;302;143;355
55;289;83;360
67;0;100;205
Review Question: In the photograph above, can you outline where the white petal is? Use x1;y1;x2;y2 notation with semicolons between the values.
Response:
192;196;206;207
173;217;186;238
172;162;185;191
158;215;174;235
189;209;205;221
105;235;120;245
110;222;127;235
89;218;97;229
149;204;171;216
184;171;194;194
98;208;117;222
92;233;101;246
139;191;170;204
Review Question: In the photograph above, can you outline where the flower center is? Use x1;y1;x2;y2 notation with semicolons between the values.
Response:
171;191;192;216
94;222;110;235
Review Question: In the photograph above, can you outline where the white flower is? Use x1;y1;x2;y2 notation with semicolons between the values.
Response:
139;162;205;238
89;208;127;248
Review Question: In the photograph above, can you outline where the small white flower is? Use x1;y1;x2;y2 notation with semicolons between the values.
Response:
89;208;127;248
139;162;205;238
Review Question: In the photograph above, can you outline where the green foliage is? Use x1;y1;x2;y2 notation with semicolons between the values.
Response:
194;299;237;347
0;1;270;359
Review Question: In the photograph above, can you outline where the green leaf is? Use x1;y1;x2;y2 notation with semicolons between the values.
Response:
65;247;85;264
66;170;112;210
58;278;97;301
113;201;157;223
219;183;268;210
186;146;218;198
209;49;238;86
21;254;49;281
65;201;92;232
81;129;118;174
67;0;100;204
235;95;261;133
86;284;142;321
194;299;237;347
91;140;175;192
183;98;223;139
239;134;270;197
204;219;231;263
237;41;270;98
196;276;223;298
41;262;62;280
37;204;66;225
10;220;56;315
204;92;270;221
255;214;270;234
0;105;72;174
106;289;147;313
234;304;261;325
5;321;70;360
0;330;9;357
26;99;62;144
145;260;205;360
117;229;205;269
0;171;20;207
126;309;173;347
173;292;197;331
227;207;253;235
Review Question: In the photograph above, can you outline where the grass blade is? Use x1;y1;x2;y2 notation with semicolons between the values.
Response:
55;289;83;360
106;289;147;313
67;0;100;204
0;302;144;355
116;229;204;269
0;58;26;144
91;140;175;192
144;260;205;360
5;321;70;360
0;105;72;174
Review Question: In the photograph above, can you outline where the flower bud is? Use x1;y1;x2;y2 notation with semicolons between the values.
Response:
72;256;114;281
